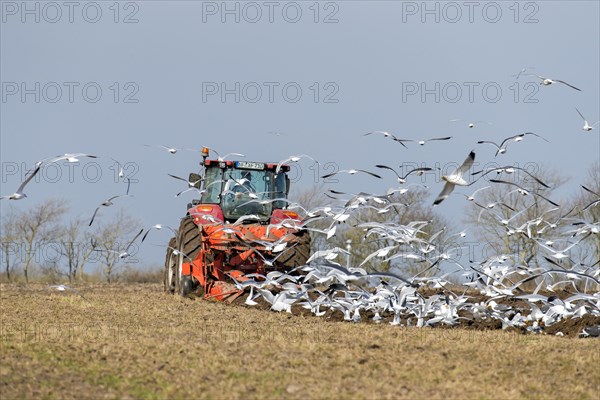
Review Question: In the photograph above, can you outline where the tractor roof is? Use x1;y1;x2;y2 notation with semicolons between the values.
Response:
204;159;290;172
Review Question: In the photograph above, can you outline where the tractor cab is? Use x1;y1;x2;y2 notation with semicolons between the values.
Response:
194;159;291;223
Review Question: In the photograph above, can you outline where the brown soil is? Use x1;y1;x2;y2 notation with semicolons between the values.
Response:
226;285;599;338
2;283;598;400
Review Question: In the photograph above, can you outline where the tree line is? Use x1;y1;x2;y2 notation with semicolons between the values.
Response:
0;199;147;283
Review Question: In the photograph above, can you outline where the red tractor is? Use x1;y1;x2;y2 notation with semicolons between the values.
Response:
164;148;311;301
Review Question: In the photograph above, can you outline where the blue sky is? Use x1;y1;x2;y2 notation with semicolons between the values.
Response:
1;0;599;269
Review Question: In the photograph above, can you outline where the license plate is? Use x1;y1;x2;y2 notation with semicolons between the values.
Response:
235;161;265;170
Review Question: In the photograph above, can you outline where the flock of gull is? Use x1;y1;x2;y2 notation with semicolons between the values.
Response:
2;69;599;337
224;174;599;336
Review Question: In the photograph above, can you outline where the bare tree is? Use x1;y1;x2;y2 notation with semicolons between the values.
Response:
0;206;19;282
13;199;68;283
58;217;98;282
93;208;142;283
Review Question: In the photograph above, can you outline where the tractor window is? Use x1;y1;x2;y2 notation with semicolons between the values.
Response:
200;166;290;222
200;167;223;204
272;172;288;209
221;168;284;222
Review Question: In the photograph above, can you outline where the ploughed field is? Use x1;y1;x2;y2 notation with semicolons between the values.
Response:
1;283;598;399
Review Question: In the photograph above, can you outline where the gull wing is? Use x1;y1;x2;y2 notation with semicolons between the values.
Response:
16;165;41;194
555;79;581;91
456;151;476;175
433;181;455;206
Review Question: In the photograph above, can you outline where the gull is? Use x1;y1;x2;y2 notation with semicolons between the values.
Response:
47;153;97;163
231;214;263;225
236;198;296;209
212;224;244;237
580;185;600;212
141;224;178;243
109;159;132;195
546;280;580;293
386;183;429;196
409;136;453;146
449;119;492;129
175;187;205;198
89;194;131;226
321;169;382;180
49;284;87;300
275;154;319;174
461;186;490;202
364;131;407;148
366;271;415;287
575;108;599;131
1;165;41;200
527;74;582;91
473;165;550;188
433;150;475;206
244;286;259;306
270;292;300;313
520;260;600;286
306;247;350;263
110;158;125;179
381;251;426;264
327;189;390;207
536;236;591;260
489;179;559;207
580;325;600;338
374;164;434;184
359;245;400;267
168;173;202;188
581;184;600;197
480;203;533;225
144;144;186;154
99;228;144;259
477;132;547;157
474;199;516;213
28;153;94;170
320;224;337;239
357;202;409;215
244;244;299;267
208;148;245;161
568;221;600;237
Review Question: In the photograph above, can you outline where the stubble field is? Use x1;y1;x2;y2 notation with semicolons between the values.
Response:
1;283;598;399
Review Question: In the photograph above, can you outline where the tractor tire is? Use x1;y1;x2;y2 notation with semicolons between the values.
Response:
164;237;177;294
175;216;203;296
279;230;311;270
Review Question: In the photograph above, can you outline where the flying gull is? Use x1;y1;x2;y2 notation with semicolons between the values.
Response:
575;108;599;132
449;119;492;129
477;132;547;157
433;150;476;206
364;131;408;148
374;164;434;184
89;194;131;226
527;74;582;91
1;165;41;200
322;169;382;180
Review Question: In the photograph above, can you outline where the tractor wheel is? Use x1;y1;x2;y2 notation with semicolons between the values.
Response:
164;237;177;294
175;216;203;296
280;230;311;270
